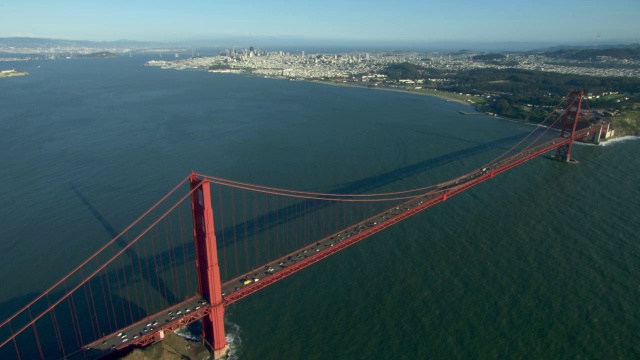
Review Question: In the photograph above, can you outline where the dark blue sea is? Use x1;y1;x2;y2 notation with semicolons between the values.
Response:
0;55;639;359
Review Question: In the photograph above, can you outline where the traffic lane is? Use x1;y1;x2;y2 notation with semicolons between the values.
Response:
84;296;207;354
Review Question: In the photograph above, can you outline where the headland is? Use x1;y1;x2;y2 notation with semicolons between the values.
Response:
145;48;640;138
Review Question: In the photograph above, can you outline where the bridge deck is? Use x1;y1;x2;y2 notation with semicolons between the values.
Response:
77;295;209;359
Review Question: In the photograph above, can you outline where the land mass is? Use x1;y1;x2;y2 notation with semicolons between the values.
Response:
77;51;119;58
117;332;213;360
0;69;28;77
146;46;640;137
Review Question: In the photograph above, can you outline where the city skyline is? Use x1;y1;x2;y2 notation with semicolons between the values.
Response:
2;0;640;45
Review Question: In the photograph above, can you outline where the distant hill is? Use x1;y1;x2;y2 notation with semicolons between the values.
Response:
77;51;119;58
545;46;640;60
0;37;168;50
379;62;425;80
531;43;640;52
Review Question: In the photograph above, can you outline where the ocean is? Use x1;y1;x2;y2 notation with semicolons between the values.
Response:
0;55;639;359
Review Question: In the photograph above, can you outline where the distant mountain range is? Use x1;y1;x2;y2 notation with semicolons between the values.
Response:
531;43;640;52
1;36;639;54
0;37;169;50
544;45;640;60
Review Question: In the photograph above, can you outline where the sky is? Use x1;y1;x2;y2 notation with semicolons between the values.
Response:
2;0;639;45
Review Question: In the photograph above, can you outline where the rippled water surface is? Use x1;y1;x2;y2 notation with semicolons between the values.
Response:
0;56;638;359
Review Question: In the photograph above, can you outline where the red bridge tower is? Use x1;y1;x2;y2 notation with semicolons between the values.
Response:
190;174;229;359
553;90;584;162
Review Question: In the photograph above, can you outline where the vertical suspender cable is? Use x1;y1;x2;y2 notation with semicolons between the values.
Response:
99;272;113;332
134;242;149;317
27;308;44;360
112;256;127;325
164;219;179;302
178;204;193;295
142;237;156;314
150;229;167;308
284;197;289;255
87;277;101;339
79;269;97;341
264;194;269;262
105;270;119;330
243;191;249;271
274;196;278;258
231;189;239;277
69;288;84;348
217;185;228;281
46;294;64;356
253;191;260;269
63;282;81;348
155;225;170;306
119;256;134;324
9;322;21;360
129;248;142;320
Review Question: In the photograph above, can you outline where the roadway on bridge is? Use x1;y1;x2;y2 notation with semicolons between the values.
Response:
79;296;208;359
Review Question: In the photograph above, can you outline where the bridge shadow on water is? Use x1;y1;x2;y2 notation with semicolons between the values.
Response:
0;186;195;359
0;289;147;360
212;131;530;247
334;130;528;194
0;131;536;358
69;184;179;306
69;131;533;284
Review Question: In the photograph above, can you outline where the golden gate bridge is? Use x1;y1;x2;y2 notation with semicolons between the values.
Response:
0;90;609;359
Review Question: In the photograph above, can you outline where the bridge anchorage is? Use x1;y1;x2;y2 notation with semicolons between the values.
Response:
0;89;609;360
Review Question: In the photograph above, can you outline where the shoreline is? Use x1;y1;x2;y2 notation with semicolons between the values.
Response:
312;80;475;107
309;79;636;141
202;69;635;141
599;135;640;146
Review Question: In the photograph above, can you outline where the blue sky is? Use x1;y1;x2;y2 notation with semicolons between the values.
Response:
2;0;639;44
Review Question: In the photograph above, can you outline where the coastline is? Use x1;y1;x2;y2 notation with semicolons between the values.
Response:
309;79;635;141
195;67;635;141
312;80;475;107
599;135;640;146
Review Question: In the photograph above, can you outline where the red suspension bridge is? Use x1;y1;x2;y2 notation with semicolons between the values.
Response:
0;90;609;359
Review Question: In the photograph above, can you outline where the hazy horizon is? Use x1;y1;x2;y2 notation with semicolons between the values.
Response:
2;35;639;53
2;0;639;49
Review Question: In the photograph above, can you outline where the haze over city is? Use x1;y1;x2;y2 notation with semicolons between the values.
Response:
2;0;640;47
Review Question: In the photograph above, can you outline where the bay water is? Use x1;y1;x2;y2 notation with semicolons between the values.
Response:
0;56;639;359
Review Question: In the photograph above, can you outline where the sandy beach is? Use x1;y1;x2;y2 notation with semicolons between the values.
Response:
312;80;476;107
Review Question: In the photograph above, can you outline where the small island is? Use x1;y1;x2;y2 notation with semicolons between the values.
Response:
0;69;28;78
77;51;118;58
